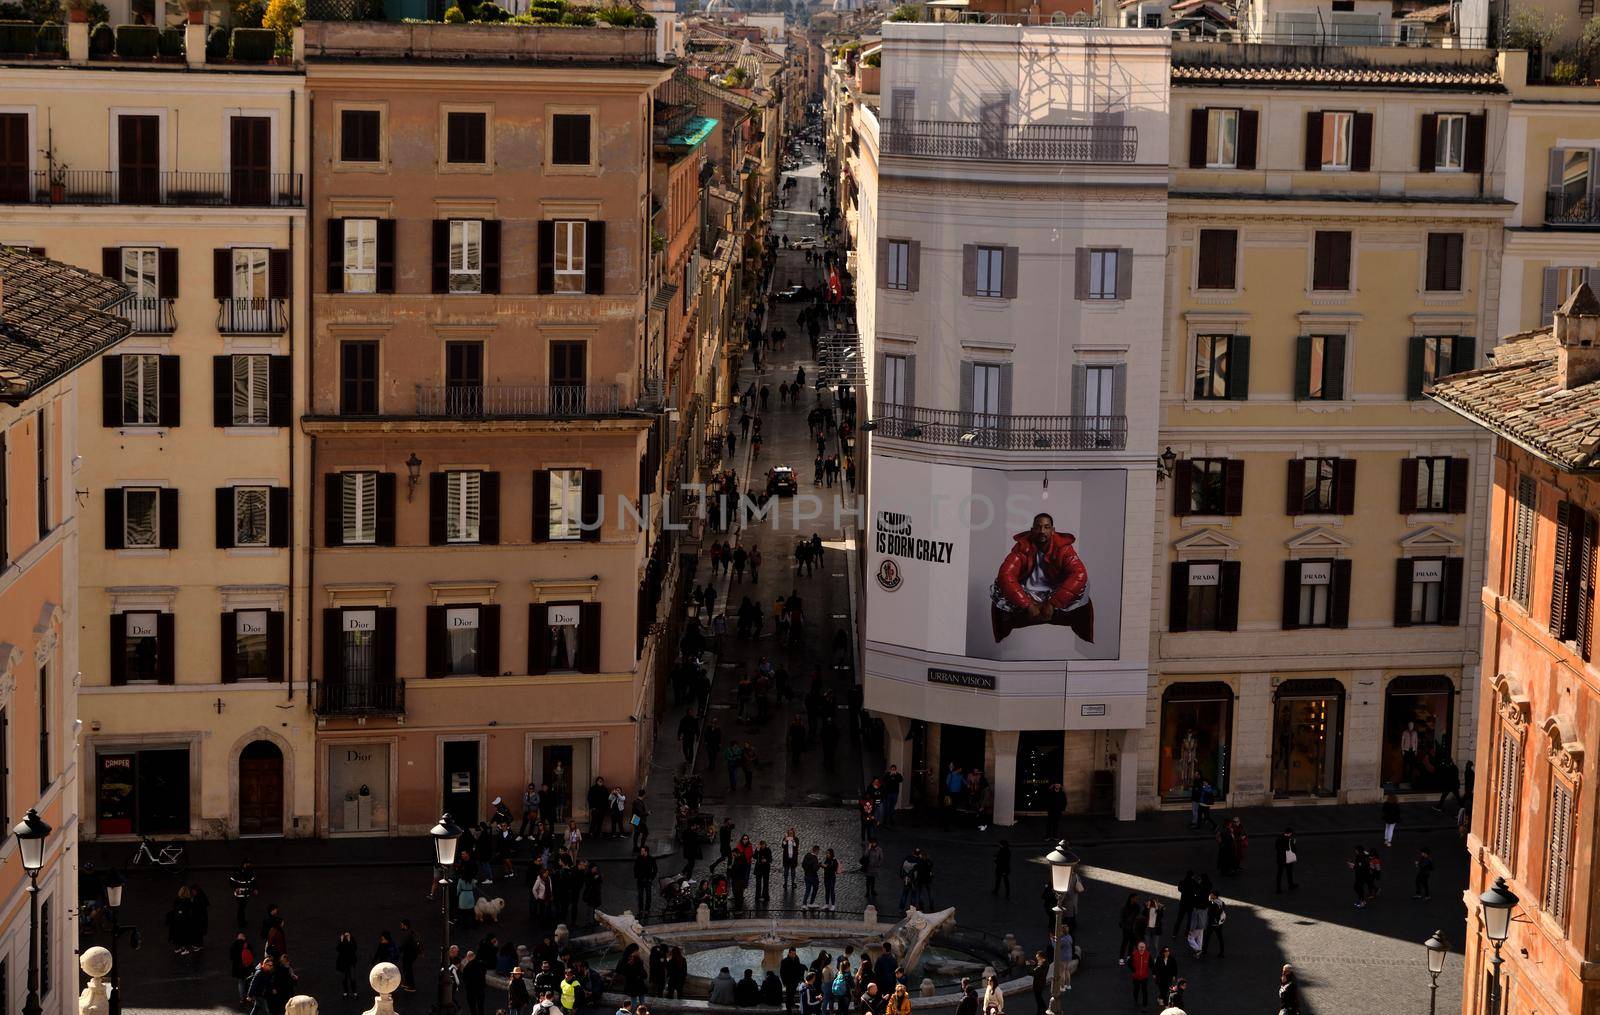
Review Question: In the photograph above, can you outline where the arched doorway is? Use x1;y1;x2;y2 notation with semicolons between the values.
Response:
239;740;284;836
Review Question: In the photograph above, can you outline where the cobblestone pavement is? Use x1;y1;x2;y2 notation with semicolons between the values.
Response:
84;148;1470;1015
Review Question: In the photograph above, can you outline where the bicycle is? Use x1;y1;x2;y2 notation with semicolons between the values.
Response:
129;836;186;873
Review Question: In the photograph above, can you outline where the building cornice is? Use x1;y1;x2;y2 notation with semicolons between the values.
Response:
302;416;653;436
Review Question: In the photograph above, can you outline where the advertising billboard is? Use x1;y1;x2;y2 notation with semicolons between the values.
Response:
866;457;1126;663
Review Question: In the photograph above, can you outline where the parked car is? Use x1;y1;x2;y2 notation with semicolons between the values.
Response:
767;466;798;496
775;284;809;301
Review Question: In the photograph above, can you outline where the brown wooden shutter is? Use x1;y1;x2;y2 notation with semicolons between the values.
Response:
268;356;291;427
907;240;921;292
428;472;447;546
1447;458;1470;513
578;603;601;673
1330;559;1353;629
1172;462;1193;517
1304;111;1323;171
1188;108;1207;168
585;221;606;294
1001;246;1019;299
1285;459;1306;515
1281;559;1301;630
1223;459;1246;515
1073;248;1090;300
528;604;550;675
324;473;343;547
480;471;500;545
532;470;551;542
876;240;889;288
1578;513;1597;657
158;355;180;427
1418;114;1438;172
1464;113;1486;173
1399;458;1420;514
322;609;342;689
375;218;396;293
431;219;449;294
109;615;127;685
1351;113;1374;172
104;489;124;549
213;248;232;300
479;605;501;676
269;487;289;547
266;610;285;682
1442;556;1466;628
1555;501;1577;637
425;605;447;677
1168;562;1189;632
580;469;602;542
961;244;976;297
1237;110;1259;170
374;607;397;683
158;487;179;549
1116;248;1133;299
102;356;122;428
268;249;289;300
1229;335;1251;399
156;612;175;684
375;472;396;546
220;612;238;683
1323;335;1347;401
215;487;234;548
212;356;232;427
1218;561;1241;632
1335;458;1357;514
536;221;555;294
1394;558;1414;627
482;220;502;294
158;248;179;298
326;218;345;293
102;246;122;279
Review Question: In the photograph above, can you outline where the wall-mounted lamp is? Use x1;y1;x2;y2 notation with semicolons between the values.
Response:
406;453;423;501
1155;446;1178;482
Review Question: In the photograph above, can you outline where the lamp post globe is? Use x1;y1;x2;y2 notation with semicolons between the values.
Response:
431;814;461;867
1045;841;1079;894
1424;931;1449;977
1480;877;1518;943
11;809;50;872
104;869;126;911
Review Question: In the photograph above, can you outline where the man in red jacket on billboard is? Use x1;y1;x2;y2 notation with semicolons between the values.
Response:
989;513;1095;644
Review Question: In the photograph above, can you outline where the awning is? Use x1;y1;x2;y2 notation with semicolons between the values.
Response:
667;116;719;148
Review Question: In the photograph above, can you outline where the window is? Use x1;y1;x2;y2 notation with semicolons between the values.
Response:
234;487;269;547
1087;249;1120;300
232;247;269;299
121;247;159;298
544;603;584;671
340;341;379;416
1321;111;1354;169
553;220;587;294
1409;335;1473;399
233;611;271;681
1511;475;1536;609
341;609;377;685
446;111;487;165
36;663;48;795
1082;363;1115;419
122;612;161;683
1550;501;1597;657
1185;458;1229;514
1541;266;1596;325
971;362;1003;421
1409;558;1445;624
1490;727;1521;862
124;487;160;547
120;354;160;426
1544;779;1574;926
1193;334;1237;399
343;218;377;294
1413;457;1451;512
551;113;592;166
884;240;910;291
1548;148;1592;222
1312;231;1353;291
1142;11;1161;26
975;245;1005;298
1197;229;1237;290
1295;335;1346;401
882;354;908;406
1299;458;1339;514
548;468;585;540
1182;562;1220;630
341;472;378;545
1425;233;1464;292
449;219;482;294
1170;562;1242;631
232;355;270;426
340;109;381;163
1206;108;1238;168
1296;560;1334;627
1434;113;1466;171
445;471;481;543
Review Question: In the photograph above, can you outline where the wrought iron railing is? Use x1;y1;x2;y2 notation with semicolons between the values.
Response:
1545;193;1600;227
414;383;623;418
1237;26;1492;47
7;169;304;207
217;297;288;334
880;120;1138;163
121;297;176;335
871;404;1127;451
315;679;406;717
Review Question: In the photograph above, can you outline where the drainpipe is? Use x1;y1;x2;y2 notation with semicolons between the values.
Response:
303;90;318;715
286;88;297;705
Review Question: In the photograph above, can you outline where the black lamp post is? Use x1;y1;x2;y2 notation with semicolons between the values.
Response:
431;814;462;1015
105;869;128;1015
1480;877;1518;1015
1043;840;1079;1015
1423;930;1449;1015
13;809;51;1015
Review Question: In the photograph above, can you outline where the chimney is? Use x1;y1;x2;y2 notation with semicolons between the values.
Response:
1555;282;1600;390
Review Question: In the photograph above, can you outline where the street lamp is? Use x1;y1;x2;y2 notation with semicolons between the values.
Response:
1480;877;1519;1015
431;814;462;1014
105;870;128;1015
1423;930;1449;1015
13;808;51;1015
1043;840;1079;1015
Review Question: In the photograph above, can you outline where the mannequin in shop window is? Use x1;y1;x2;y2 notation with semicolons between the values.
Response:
1177;730;1199;791
1399;723;1420;785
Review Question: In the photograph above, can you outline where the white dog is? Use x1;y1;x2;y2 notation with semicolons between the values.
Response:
474;897;506;923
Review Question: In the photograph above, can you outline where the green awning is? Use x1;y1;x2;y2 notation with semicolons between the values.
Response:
668;116;719;148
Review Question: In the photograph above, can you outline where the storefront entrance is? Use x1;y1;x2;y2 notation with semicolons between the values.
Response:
1271;679;1345;798
530;740;591;821
1016;731;1064;812
238;740;284;837
327;743;392;834
938;724;986;788
1158;682;1234;801
441;740;480;823
96;748;190;836
1380;675;1455;791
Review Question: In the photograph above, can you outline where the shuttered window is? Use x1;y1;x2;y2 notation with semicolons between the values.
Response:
1544;779;1574;928
1312;231;1353;291
1511;475;1536;610
446;111;487;165
341;472;377;545
1490;728;1520;863
445;471;481;543
339;109;381;163
232;354;270;426
1425;233;1464;292
1550;501;1598;659
1196;229;1238;290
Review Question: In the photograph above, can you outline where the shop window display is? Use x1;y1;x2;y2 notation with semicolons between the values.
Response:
1159;682;1233;801
1271;679;1345;797
1379;675;1454;791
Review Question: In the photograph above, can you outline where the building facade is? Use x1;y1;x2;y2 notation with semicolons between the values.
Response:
0;42;313;840
303;22;672;835
1431;288;1600;1015
853;22;1171;822
0;248;131;1014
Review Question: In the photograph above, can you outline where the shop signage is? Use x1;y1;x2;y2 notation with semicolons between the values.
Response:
1300;561;1332;585
927;668;997;691
343;610;376;633
1080;704;1106;717
1412;559;1443;582
126;613;158;638
1187;564;1220;586
549;605;581;627
447;608;479;630
237;611;267;637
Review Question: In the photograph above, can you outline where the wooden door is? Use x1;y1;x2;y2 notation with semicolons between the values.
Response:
117;115;160;205
0;114;28;202
445;341;484;416
229;116;271;207
549;341;586;414
238;741;284;836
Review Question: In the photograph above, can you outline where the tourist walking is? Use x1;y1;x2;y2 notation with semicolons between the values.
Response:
1274;828;1298;892
1128;941;1152;1009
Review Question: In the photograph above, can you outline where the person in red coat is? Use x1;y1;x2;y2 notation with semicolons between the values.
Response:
1127;941;1152;1009
989;513;1094;644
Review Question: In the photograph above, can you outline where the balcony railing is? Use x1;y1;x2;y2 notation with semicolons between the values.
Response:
871;404;1128;451
5;170;304;207
1238;26;1491;48
414;383;623;418
217;297;289;334
121;297;176;335
880;120;1138;163
1545;193;1600;227
315;679;406;717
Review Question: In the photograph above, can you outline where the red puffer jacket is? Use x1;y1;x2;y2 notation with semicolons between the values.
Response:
994;530;1088;611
